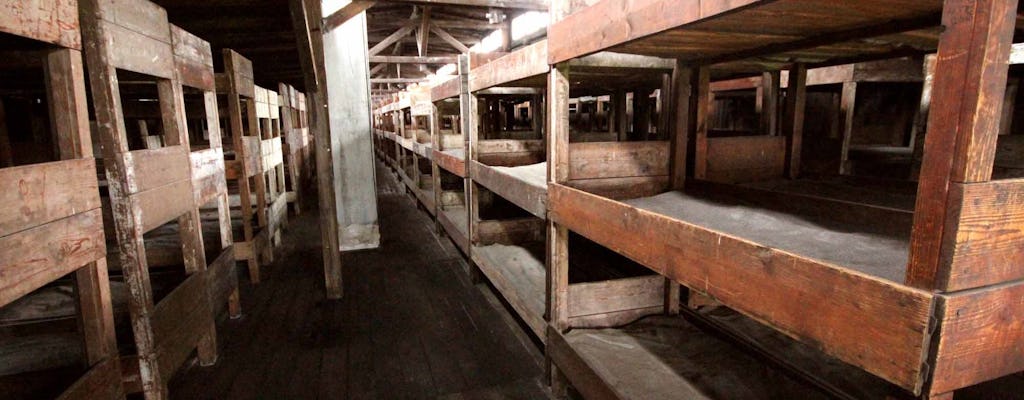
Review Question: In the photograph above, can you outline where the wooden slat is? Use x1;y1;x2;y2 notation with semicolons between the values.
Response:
568;141;669;180
433;149;466;177
941;179;1024;290
469;40;549;92
477;139;544;155
0;159;100;237
243;136;263;176
929;281;1024;395
57;358;124;400
135;178;194;233
470;161;547;219
430;76;461;102
171;24;215;91
0;209;105;307
475;218;543;245
548;183;934;393
151;271;212;382
99;19;173;79
120;146;191;195
0;0;80;49
567;275;664;318
437;210;469;253
206;246;238;317
547;327;620;400
190;147;227;207
546;0;760;64
262;137;284;170
568;176;669;200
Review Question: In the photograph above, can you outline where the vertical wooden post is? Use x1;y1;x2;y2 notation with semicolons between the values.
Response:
910;55;937;180
838;82;857;175
760;71;780;136
546;0;570;396
693;67;711;180
669;61;693;191
614;89;628;141
907;0;1018;291
782;63;807;179
658;72;672;139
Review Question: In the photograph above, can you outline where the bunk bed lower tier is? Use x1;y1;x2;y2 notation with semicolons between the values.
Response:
470;161;547;219
548;182;1024;395
471;242;547;340
437;206;469;254
434;148;466;178
549;307;911;400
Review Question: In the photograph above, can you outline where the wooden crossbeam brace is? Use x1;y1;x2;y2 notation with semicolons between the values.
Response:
323;0;376;32
430;25;471;54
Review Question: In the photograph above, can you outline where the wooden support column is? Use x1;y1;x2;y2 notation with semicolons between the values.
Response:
838;82;857;175
760;71;780;136
693;67;710;180
907;0;1018;292
322;9;380;251
546;1;570;396
292;0;343;298
633;89;650;140
614;90;627;141
782;63;807;179
669;61;693;190
531;94;543;135
459;54;481;279
658;72;672;139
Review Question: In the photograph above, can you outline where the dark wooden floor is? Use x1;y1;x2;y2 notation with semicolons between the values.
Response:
169;163;549;399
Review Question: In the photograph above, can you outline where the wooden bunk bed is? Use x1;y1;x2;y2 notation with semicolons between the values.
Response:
171;25;240;321
278;83;310;214
0;1;124;398
467;39;678;342
80;0;220;397
544;0;1024;398
430;56;471;254
254;85;288;251
218;49;271;284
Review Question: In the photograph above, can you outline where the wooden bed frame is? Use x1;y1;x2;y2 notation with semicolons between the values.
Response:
80;0;220;397
544;0;1024;398
0;1;124;398
254;85;289;250
171;25;241;321
278;84;311;214
218;49;271;284
430;57;471;254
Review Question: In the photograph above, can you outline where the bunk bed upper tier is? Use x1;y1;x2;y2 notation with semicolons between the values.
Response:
548;0;942;76
471;161;547;218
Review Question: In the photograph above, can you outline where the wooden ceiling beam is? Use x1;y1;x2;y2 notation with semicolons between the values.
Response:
372;77;429;83
323;1;377;32
373;0;547;10
430;25;470;53
369;20;418;55
416;7;431;56
369;55;458;63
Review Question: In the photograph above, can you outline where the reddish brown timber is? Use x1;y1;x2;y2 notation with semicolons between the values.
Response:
0;0;80;49
0;158;100;237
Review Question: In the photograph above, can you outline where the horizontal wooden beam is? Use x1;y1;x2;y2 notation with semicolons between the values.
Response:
371;77;429;83
374;0;548;10
369;55;457;64
323;1;376;32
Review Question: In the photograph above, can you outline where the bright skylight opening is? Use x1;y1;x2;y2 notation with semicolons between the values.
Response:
470;29;504;53
321;0;352;18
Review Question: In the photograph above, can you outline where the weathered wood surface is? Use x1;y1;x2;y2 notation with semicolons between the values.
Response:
929;280;1024;395
939;178;1024;290
190;148;227;207
703;136;786;183
171;24;215;91
548;183;934;393
470;161;547;219
567;276;663;320
0;159;100;237
151;271;213;382
567;141;669;180
434;149;466;177
469;40;549;92
430;76;461;102
56;358;125;400
0;0;80;48
471;243;547;340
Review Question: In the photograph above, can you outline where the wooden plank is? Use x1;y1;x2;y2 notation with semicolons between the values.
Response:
430;76;461;102
151;271;213;382
322;0;375;32
669;62;692;190
243;136;263;176
469;40;548;92
190;147;227;207
470;161;547;219
567;275;664;318
0;159;100;237
568;141;669;180
99;19;174;79
546;327;620;400
704;136;785;183
433;149;466;177
939;179;1024;290
477;139;544;154
171;24;215;91
546;0;760;64
120;146;191;194
547;183;935;393
693;67;710;178
135;178;194;233
568;176;669;200
782;63;806;179
0;209;105;308
57;358;124;400
907;0;1018;290
0;0;80;49
929;281;1024;395
474;218;543;245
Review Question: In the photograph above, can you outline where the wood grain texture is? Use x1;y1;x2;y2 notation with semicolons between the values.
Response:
0;159;100;237
0;0;81;49
548;183;934;393
940;179;1024;290
568;141;669;180
470;161;547;219
704;136;785;183
469;40;548;92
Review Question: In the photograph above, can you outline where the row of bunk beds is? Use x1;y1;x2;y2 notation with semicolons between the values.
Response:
0;0;313;398
374;0;1024;398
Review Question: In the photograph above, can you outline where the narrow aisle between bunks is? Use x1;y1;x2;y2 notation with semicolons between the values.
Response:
169;161;550;399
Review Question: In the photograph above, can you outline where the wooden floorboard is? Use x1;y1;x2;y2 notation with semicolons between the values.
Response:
169;161;547;399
